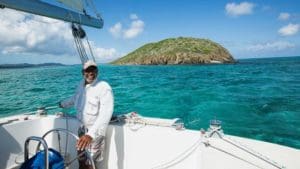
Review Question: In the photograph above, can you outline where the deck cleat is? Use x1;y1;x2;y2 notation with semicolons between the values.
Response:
207;119;224;138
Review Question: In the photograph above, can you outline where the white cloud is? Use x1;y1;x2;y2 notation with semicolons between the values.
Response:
278;12;290;21
109;22;122;38
0;8;119;63
92;44;121;62
225;2;255;17
246;41;295;52
278;23;299;36
94;47;120;63
123;20;145;39
2;46;26;54
130;14;139;20
109;14;144;39
81;41;121;62
0;8;74;56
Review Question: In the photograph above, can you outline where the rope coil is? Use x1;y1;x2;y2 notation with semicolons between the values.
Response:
120;112;184;131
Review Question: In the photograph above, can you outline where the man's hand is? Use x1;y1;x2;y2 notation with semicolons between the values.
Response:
77;134;93;151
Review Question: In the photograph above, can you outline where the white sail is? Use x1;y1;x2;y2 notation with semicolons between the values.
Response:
57;0;84;12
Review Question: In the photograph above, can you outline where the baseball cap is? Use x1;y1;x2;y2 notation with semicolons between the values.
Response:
83;60;97;70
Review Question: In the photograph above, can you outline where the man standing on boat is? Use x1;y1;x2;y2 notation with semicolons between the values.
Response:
59;60;114;169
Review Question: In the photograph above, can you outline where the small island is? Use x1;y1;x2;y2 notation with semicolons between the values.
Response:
111;37;235;65
0;63;65;69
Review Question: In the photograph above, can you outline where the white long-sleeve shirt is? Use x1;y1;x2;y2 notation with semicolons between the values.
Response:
61;79;114;139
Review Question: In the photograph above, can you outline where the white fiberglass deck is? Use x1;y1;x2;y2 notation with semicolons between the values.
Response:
1;114;300;169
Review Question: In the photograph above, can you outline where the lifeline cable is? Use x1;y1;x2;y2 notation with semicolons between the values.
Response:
222;137;285;169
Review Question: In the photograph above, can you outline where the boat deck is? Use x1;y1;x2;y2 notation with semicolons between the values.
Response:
1;114;299;169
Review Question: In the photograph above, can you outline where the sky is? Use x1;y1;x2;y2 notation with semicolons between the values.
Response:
0;0;299;64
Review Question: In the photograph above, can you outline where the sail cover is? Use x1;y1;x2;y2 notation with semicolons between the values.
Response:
57;0;84;12
0;0;103;28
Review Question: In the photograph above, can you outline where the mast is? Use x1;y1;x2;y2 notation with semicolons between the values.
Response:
0;0;103;29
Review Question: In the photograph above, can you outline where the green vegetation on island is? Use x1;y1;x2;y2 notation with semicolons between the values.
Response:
111;37;235;65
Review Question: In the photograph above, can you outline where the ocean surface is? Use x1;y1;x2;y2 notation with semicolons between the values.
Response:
0;56;299;149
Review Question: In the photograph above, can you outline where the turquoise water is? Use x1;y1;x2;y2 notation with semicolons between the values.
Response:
0;56;300;149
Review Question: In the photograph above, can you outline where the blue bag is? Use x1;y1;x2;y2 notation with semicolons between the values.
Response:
20;148;64;169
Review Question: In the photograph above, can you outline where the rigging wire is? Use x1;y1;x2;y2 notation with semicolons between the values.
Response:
85;35;96;62
64;0;98;65
72;24;88;63
71;23;96;64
